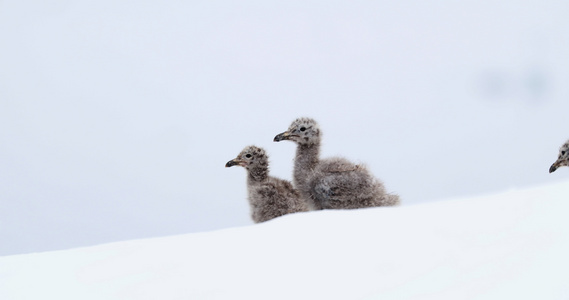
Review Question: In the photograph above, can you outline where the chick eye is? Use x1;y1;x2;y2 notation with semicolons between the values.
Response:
300;127;306;132
245;154;252;158
562;151;566;156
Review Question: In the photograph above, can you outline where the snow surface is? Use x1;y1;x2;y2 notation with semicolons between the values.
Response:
2;180;569;300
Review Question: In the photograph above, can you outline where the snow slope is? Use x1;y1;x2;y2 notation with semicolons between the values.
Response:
2;180;569;300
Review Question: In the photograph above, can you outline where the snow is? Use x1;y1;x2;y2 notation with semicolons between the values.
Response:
2;180;569;300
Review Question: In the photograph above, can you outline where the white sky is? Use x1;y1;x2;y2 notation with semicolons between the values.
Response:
1;0;569;255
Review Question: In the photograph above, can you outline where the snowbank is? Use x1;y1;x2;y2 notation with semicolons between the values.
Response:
2;180;569;299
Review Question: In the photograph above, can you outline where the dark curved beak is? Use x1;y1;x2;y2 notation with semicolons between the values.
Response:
274;131;290;142
549;161;559;173
225;159;240;168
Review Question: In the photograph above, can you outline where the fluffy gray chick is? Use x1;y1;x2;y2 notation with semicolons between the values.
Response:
550;139;569;173
226;145;309;223
274;117;400;210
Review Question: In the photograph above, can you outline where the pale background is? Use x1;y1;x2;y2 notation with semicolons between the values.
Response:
1;0;568;255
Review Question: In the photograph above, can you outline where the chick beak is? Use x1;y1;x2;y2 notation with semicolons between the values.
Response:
225;159;244;168
274;131;291;142
549;160;561;173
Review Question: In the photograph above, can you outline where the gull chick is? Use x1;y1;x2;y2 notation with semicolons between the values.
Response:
274;117;400;210
550;140;569;173
226;145;309;223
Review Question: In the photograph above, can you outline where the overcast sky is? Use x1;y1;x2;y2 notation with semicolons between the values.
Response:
1;0;569;255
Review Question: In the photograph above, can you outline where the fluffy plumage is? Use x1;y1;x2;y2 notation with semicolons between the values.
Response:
550;139;569;173
226;145;308;223
274;117;399;210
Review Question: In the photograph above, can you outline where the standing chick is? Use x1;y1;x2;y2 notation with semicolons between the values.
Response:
550;139;569;173
274;117;399;210
226;145;308;223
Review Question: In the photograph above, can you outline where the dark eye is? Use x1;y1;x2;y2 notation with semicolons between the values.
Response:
300;127;306;132
562;151;566;156
245;154;252;158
